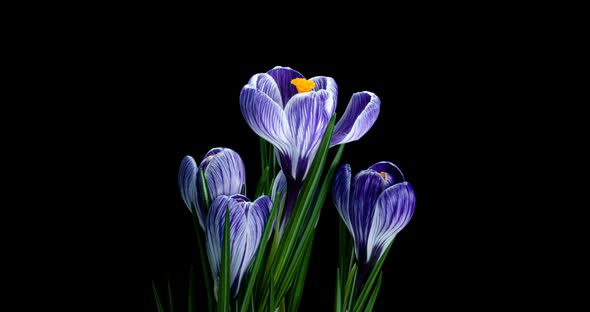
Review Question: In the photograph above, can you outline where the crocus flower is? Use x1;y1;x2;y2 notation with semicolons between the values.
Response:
179;147;246;228
241;66;380;223
206;194;272;298
333;161;415;266
240;66;380;184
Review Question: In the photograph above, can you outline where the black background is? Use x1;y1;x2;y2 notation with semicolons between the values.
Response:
78;17;510;311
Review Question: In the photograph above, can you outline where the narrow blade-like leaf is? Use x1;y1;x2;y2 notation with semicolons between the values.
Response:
335;268;342;312
152;281;164;312
240;196;280;312
219;206;231;312
353;241;394;311
363;272;383;312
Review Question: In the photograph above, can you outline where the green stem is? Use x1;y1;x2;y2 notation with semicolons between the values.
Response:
192;207;214;312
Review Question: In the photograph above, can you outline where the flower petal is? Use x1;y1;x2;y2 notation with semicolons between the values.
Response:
330;91;381;147
200;147;225;170
369;161;405;187
179;156;205;228
206;195;249;297
205;194;271;298
350;170;388;263
232;195;271;295
252;195;272;218
333;164;352;233
205;195;236;292
249;195;272;243
284;90;334;182
366;182;415;265
240;85;293;155
271;170;287;205
267;66;305;107
248;73;282;106
204;148;246;200
310;76;338;115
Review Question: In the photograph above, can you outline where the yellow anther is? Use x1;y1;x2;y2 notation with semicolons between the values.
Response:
291;78;316;93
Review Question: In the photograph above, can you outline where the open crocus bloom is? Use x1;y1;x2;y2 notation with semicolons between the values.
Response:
179;147;246;228
240;66;380;184
333;161;415;266
205;194;272;298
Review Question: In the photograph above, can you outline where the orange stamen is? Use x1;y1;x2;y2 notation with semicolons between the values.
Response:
291;78;316;93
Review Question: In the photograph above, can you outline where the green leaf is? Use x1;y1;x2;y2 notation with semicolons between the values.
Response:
271;146;278;181
344;264;357;311
191;206;214;312
239;195;280;312
287;235;314;312
339;219;348;282
275;142;345;301
254;165;269;198
353;241;394;312
335;269;342;312
260;137;268;175
218;206;231;312
272;115;337;284
199;170;211;209
152;281;164;312
275;229;314;302
260;116;344;308
188;265;196;312
345;265;358;312
269;270;274;312
167;279;174;312
363;272;383;312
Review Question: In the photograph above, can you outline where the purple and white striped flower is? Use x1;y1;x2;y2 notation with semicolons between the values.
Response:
179;147;246;228
241;66;380;225
206;194;272;298
240;66;380;184
333;162;415;266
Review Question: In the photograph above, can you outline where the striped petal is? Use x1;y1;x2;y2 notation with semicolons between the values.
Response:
369;161;405;188
205;194;271;298
331;92;380;147
284;90;334;182
271;170;287;206
250;195;273;242
205;195;243;297
240;85;292;155
203;148;246;200
310;76;338;116
179;156;205;228
248;73;282;106
350;170;388;263
199;147;225;171
333;164;352;233
267;66;305;107
366;182;415;265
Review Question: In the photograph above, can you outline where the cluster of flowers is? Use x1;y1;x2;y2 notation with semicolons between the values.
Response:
176;66;415;311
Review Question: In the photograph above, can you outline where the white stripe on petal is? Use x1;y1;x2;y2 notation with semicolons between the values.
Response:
204;148;246;200
331;92;380;147
205;194;271;298
310;76;338;115
179;156;205;228
240;86;293;155
366;182;415;264
271;171;287;206
248;73;283;106
266;66;305;106
349;170;388;263
284;90;334;182
332;164;353;235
